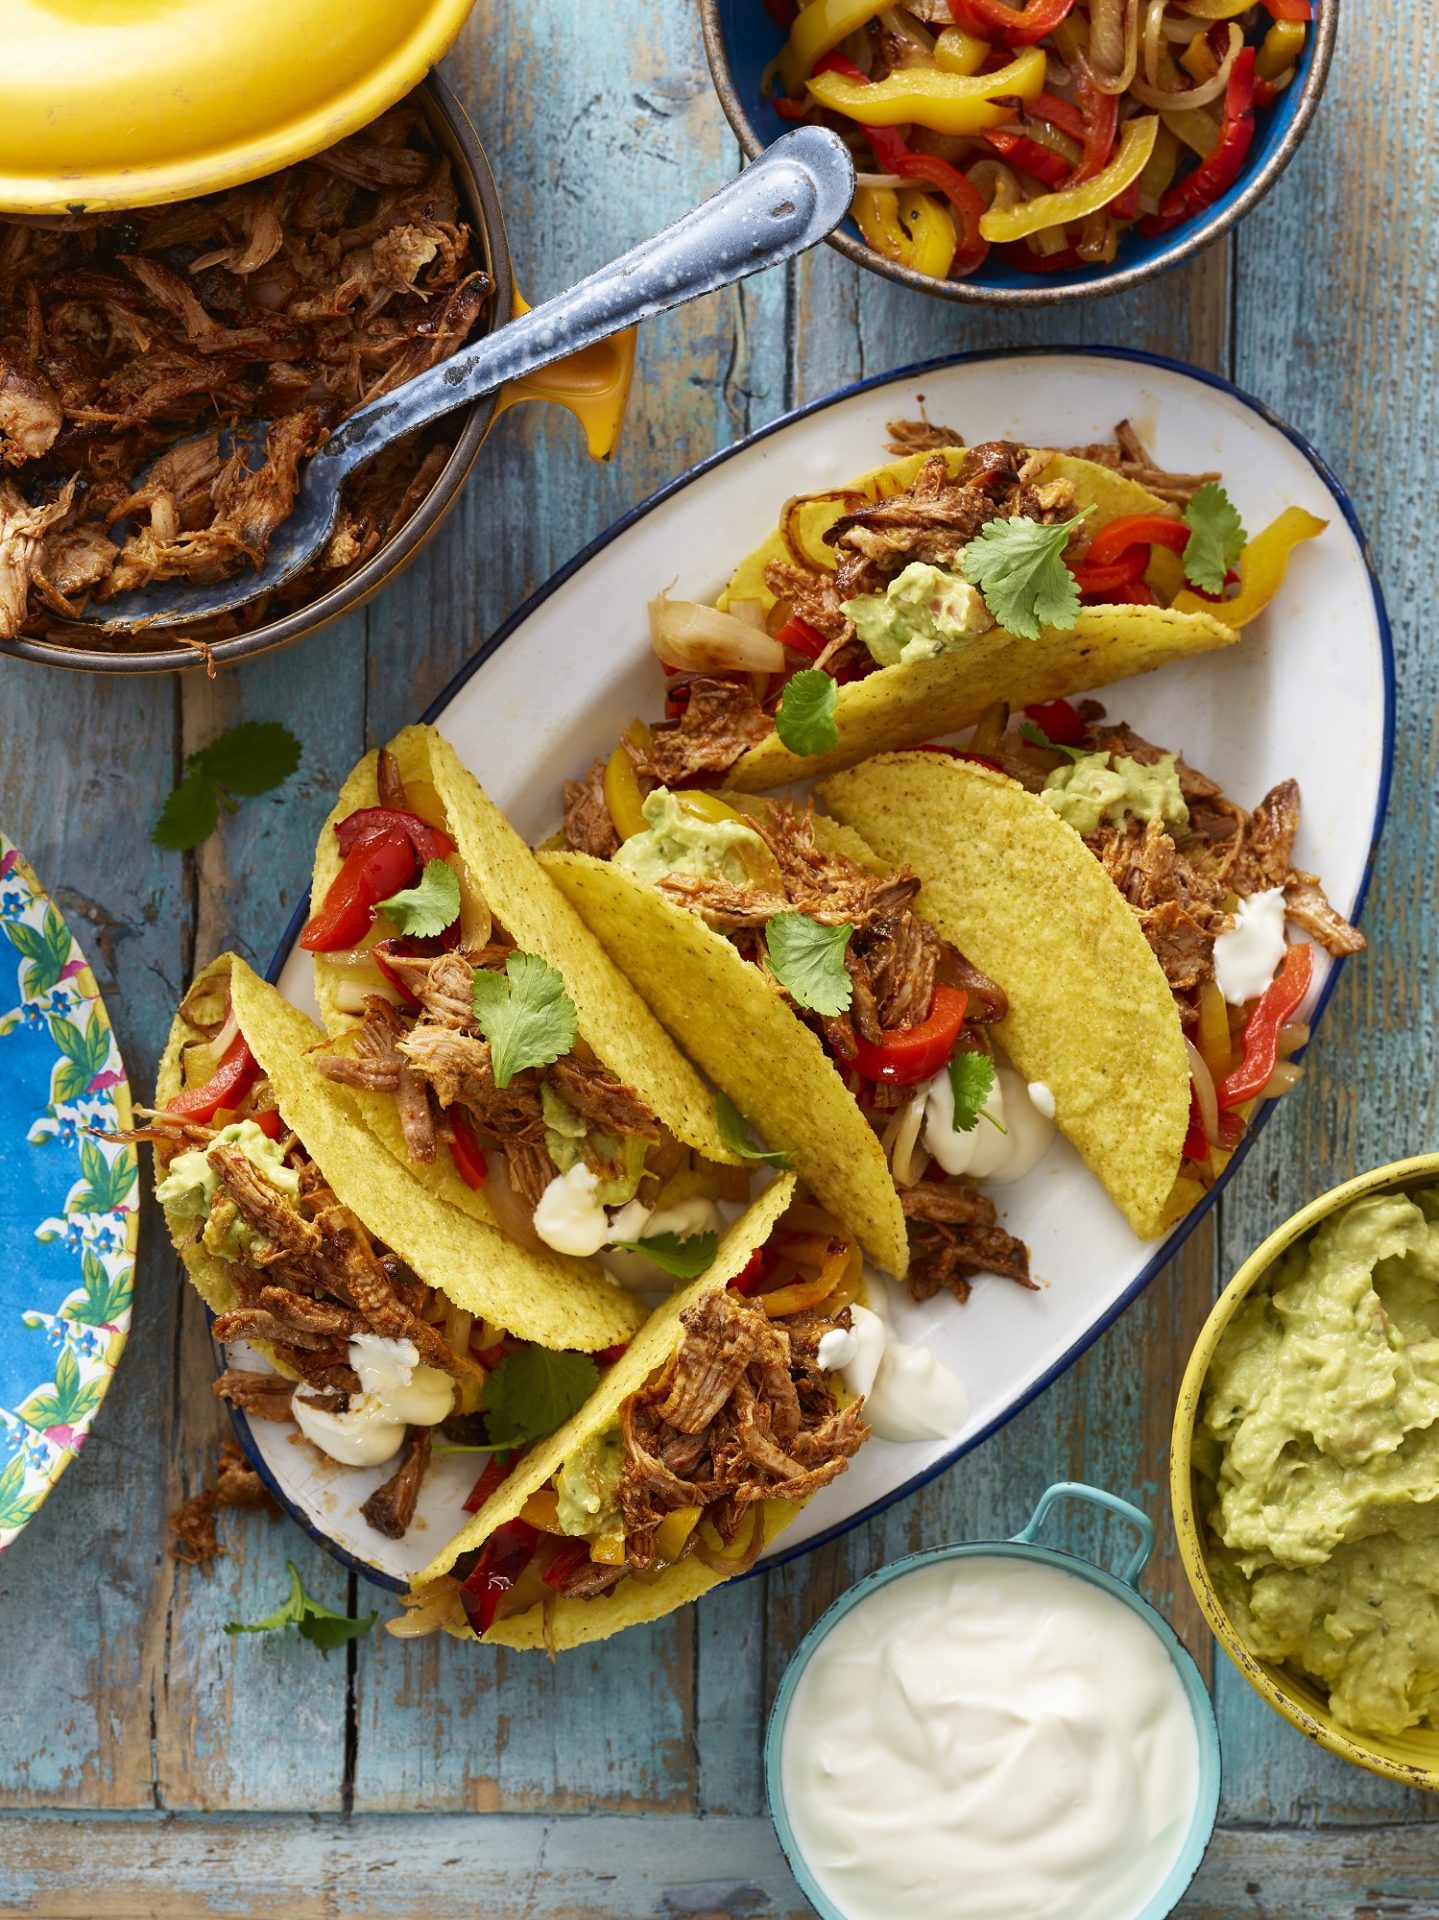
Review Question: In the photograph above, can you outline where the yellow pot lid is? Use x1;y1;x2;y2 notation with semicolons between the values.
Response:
0;0;479;213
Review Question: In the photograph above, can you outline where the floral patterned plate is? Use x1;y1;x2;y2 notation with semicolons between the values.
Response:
0;834;137;1550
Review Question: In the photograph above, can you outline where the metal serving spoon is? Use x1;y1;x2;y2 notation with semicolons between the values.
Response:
86;127;854;633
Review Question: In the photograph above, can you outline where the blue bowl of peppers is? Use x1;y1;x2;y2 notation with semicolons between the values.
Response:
698;0;1335;305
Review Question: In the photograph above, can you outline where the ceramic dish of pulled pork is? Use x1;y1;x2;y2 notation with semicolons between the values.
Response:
252;346;1388;1590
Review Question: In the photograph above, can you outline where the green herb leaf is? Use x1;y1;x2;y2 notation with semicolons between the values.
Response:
959;511;1089;641
224;1561;375;1650
152;720;302;851
610;1229;719;1280
470;952;578;1089
1017;718;1088;762
376;858;461;938
192;720;303;798
948;1051;998;1134
1182;482;1247;596
775;669;839;756
714;1091;794;1169
482;1347;600;1449
765;912;854;1017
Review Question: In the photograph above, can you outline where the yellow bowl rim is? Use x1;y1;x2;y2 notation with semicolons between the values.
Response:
1170;1150;1439;1792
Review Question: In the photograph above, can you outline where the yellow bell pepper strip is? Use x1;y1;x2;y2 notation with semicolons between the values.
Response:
934;26;989;75
896;187;959;278
652;1505;702;1566
603;720;651;841
806;46;1047;135
1195;978;1234;1087
672;790;788;892
1138;120;1184;201
1171;506;1327;625
853;185;913;265
980;115;1158;242
1173;0;1257;15
778;0;889;95
1256;19;1306;91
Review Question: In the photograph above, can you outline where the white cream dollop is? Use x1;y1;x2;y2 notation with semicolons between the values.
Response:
600;1195;725;1290
1027;1080;1056;1120
291;1335;455;1468
816;1324;860;1372
1214;887;1288;1005
922;1059;1056;1185
822;1292;968;1444
533;1162;611;1257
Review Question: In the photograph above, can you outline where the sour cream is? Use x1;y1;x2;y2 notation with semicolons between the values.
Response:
922;1060;1056;1184
291;1334;455;1468
533;1162;611;1257
1213;887;1288;1005
819;1287;968;1443
601;1195;725;1291
780;1556;1200;1920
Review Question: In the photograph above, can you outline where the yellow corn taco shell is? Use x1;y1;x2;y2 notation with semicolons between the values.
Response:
420;1175;801;1649
819;754;1190;1238
156;953;646;1354
311;724;739;1228
538;848;909;1277
719;447;1236;790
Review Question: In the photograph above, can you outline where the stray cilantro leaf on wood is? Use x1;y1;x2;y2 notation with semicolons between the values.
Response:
483;1347;600;1448
766;912;854;1017
152;720;302;851
1182;483;1247;596
610;1228;719;1280
1018;719;1088;762
959;511;1089;641
714;1091;794;1169
470;951;578;1089
376;859;460;938
948;1051;1002;1134
224;1561;375;1650
775;669;839;756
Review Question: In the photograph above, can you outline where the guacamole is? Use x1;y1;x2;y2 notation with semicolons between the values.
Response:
844;561;992;667
541;1081;648;1208
1042;752;1189;838
1199;1188;1439;1734
556;1426;626;1538
613;787;769;888
155;1117;299;1259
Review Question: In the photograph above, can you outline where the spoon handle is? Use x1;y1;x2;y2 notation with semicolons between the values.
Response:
319;126;854;481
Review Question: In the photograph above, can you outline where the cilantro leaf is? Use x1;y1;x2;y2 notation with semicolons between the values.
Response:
610;1229;719;1280
376;858;461;938
948;1051;1001;1134
152;768;220;852
224;1561;375;1651
483;1347;600;1448
775;669;839;756
959;511;1089;641
1018;718;1088;762
714;1091;794;1169
192;720;303;798
765;912;854;1017
470;952;578;1089
152;719;302;851
1182;482;1247;596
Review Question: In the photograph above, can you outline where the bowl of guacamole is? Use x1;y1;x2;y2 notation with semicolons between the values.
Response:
1172;1153;1439;1791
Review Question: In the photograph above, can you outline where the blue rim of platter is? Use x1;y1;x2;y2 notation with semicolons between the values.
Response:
253;344;1394;1594
0;836;138;1552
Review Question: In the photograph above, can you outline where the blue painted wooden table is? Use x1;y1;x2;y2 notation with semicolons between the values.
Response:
1;5;1435;1914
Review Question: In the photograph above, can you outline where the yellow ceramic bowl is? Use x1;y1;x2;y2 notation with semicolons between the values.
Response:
1171;1152;1439;1792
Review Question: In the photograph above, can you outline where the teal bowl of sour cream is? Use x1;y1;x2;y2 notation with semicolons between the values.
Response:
765;1482;1220;1920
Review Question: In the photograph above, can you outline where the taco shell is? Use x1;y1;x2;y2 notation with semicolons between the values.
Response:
311;725;740;1230
819;754;1190;1238
420;1175;801;1649
157;953;647;1354
719;447;1236;790
538;848;909;1277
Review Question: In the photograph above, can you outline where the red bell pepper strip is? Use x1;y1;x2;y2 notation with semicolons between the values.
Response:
946;0;1077;46
771;95;809;121
776;615;829;660
166;1025;260;1122
369;940;423;1010
762;0;798;27
542;1540;596;1591
1085;514;1190;568
1140;47;1256;237
1218;943;1312;1109
1261;0;1310;18
593;1341;631;1366
1069;550;1150;597
911;743;1005;771
1029;91;1087;141
251;1108;285;1142
1022;699;1086;746
851;985;969;1086
1073;71;1119;183
1182;1091;1245;1163
1108;176;1142;221
334;807;454;864
459;1518;539;1635
299;830;418;952
728;1249;769;1296
982;129;1072;189
1002;243;1087;272
462;1451;514;1515
1107;581;1159;606
446;1106;489;1190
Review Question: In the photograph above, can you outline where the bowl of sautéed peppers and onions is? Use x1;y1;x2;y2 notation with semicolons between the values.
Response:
700;0;1331;301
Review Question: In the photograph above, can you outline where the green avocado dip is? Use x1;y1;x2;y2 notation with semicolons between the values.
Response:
1041;752;1189;838
613;787;767;888
843;561;992;667
1198;1187;1439;1734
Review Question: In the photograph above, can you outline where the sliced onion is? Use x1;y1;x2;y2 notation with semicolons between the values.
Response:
693;1505;765;1577
964;158;1022;213
386;1577;461;1639
854;171;910;190
332;976;403;1014
884;1088;929;1188
649;593;786;674
880;5;935;56
1258;1061;1304;1100
1277;1021;1310;1059
1185;1037;1220;1148
482;1152;550;1255
1144;0;1168;92
210;1004;241;1060
1090;0;1140;94
1131;23;1241;110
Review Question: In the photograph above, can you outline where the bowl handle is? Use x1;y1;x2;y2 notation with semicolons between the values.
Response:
490;286;637;460
1012;1480;1155;1590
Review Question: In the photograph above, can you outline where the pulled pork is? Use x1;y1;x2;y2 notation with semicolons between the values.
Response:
901;1182;1033;1307
168;1437;279;1568
0;99;490;654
